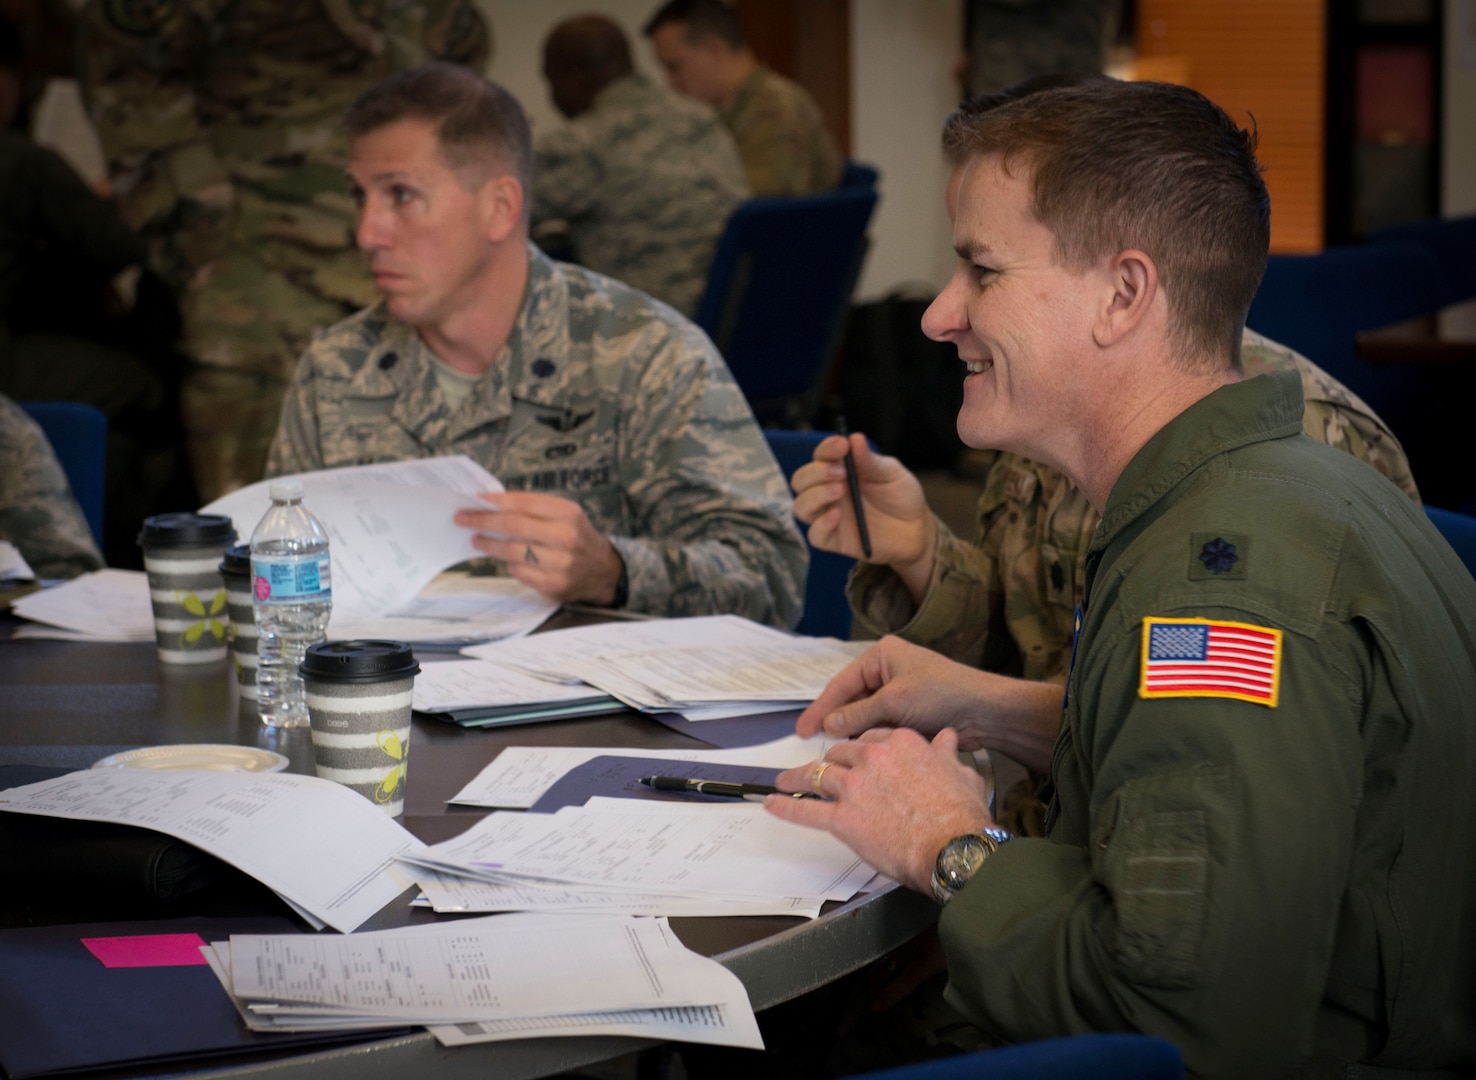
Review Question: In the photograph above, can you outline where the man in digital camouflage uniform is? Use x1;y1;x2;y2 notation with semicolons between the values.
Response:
533;14;747;319
0;393;104;580
76;0;489;501
643;0;842;197
267;63;804;628
767;79;1474;1076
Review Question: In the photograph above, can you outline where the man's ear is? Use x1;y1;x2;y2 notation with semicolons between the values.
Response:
482;176;525;243
1093;249;1158;348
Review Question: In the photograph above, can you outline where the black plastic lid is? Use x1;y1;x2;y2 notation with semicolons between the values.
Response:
219;542;252;576
299;640;420;683
138;512;236;549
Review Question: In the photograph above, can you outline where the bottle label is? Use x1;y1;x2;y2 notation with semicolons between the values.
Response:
252;555;332;603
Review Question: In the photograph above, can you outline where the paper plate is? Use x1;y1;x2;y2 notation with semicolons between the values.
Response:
91;744;291;773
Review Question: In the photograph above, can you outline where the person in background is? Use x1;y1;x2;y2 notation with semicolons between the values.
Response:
0;393;104;579
533;14;746;318
75;0;490;501
643;0;842;196
267;63;804;628
765;78;1475;1076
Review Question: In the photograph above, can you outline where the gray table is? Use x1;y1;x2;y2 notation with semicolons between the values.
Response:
0;615;937;1080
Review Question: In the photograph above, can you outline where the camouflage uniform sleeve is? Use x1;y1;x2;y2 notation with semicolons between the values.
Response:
608;323;807;629
264;346;327;477
846;518;1004;663
531;126;600;225
0;398;105;579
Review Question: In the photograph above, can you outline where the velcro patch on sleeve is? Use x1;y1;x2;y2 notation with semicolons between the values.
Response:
1139;617;1282;707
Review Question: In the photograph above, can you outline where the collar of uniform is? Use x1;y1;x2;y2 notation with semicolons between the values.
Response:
590;72;655;116
1092;368;1305;551
722;64;769;128
487;243;576;414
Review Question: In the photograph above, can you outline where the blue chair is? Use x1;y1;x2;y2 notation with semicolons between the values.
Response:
1426;505;1476;579
1247;239;1449;491
17;400;107;549
697;186;879;425
1369;214;1476;306
840;159;880;189
763;428;856;639
853;1034;1183;1080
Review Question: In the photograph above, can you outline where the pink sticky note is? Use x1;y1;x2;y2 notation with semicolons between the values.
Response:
82;933;210;968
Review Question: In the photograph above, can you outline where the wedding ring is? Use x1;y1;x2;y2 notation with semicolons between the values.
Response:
810;760;833;794
524;545;539;566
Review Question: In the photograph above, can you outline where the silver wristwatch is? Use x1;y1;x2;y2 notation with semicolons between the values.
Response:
931;827;1012;905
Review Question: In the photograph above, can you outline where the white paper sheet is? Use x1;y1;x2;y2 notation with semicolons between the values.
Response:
429;1001;763;1050
334;574;557;645
448;735;842;808
215;914;758;1037
414;659;609;714
462;614;794;682
0;540;35;581
412;798;872;904
10;568;154;640
0;769;423;932
200;457;503;623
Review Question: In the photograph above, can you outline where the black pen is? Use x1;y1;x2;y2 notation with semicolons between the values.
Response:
834;417;872;558
639;775;821;801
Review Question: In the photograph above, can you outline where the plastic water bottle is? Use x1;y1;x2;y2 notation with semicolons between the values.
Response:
249;480;332;729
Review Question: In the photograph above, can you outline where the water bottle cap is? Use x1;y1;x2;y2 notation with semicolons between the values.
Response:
299;640;420;684
268;480;305;502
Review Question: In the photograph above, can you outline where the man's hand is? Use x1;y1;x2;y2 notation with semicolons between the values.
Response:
765;727;993;893
789;433;938;602
454;491;625;606
797;636;1065;773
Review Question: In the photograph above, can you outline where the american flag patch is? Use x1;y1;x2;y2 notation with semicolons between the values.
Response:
1139;618;1282;707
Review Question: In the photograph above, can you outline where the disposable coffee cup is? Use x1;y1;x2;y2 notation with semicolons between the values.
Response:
218;543;257;702
300;640;421;816
138;513;237;664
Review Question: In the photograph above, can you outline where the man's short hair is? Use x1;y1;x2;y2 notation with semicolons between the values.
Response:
944;79;1270;369
343;62;532;195
642;0;745;49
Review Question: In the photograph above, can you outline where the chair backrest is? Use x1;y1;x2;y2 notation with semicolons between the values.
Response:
762;429;855;639
1369;214;1476;306
851;1033;1183;1080
697;187;878;421
1426;505;1476;580
17;400;107;548
840;160;880;189
1246;238;1449;473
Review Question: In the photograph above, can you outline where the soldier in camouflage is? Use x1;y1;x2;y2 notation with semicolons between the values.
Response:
644;0;842;196
533;14;747;318
0;394;105;579
267;63;804;628
76;0;489;501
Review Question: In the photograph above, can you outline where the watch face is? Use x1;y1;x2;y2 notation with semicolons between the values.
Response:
938;835;990;890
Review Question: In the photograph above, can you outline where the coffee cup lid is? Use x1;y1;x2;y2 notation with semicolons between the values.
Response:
138;513;236;549
219;542;252;575
299;640;420;683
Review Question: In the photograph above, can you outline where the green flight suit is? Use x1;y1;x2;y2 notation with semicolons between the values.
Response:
939;372;1476;1078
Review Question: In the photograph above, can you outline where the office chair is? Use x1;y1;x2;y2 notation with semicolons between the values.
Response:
1426;505;1476;580
17;400;108;549
1247;238;1450;497
851;1034;1183;1080
840;159;880;189
1369;214;1476;306
696;186;879;425
763;429;856;639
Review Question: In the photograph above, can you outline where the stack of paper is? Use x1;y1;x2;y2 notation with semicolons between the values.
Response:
0;769;422;932
400;796;873;918
462;615;866;721
412;657;622;727
10;569;155;642
202;913;763;1049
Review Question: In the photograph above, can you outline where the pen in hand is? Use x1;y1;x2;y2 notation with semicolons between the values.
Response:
639;775;822;801
834;417;873;559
